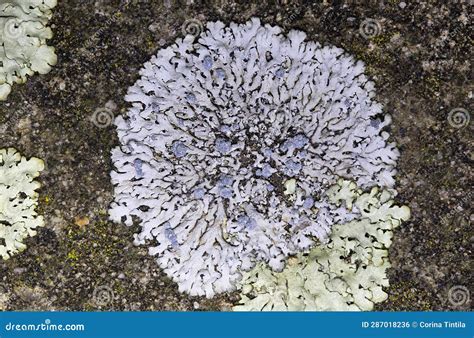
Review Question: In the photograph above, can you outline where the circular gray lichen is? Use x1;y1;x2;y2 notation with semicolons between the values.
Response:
109;18;400;297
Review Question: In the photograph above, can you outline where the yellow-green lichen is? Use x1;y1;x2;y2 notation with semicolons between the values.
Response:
234;178;410;311
0;148;45;259
0;0;58;100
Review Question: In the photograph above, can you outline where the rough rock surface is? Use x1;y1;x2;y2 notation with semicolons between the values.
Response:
0;0;471;311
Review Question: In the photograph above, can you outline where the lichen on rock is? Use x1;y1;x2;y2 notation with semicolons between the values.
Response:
234;178;410;311
0;0;58;100
109;18;401;298
0;148;45;260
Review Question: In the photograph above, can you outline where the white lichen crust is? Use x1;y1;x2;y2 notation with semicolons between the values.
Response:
0;148;45;260
0;0;58;100
234;179;410;311
110;18;400;297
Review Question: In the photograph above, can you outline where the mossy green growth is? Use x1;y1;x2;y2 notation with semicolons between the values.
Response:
0;0;58;100
234;178;410;311
0;148;45;260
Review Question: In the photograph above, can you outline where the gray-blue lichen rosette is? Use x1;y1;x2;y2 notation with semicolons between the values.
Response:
109;18;401;298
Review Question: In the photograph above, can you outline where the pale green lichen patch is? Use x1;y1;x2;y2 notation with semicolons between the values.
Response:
0;0;57;100
234;178;410;311
0;148;45;260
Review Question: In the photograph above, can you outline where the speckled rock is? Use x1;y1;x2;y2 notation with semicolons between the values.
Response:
0;0;471;311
